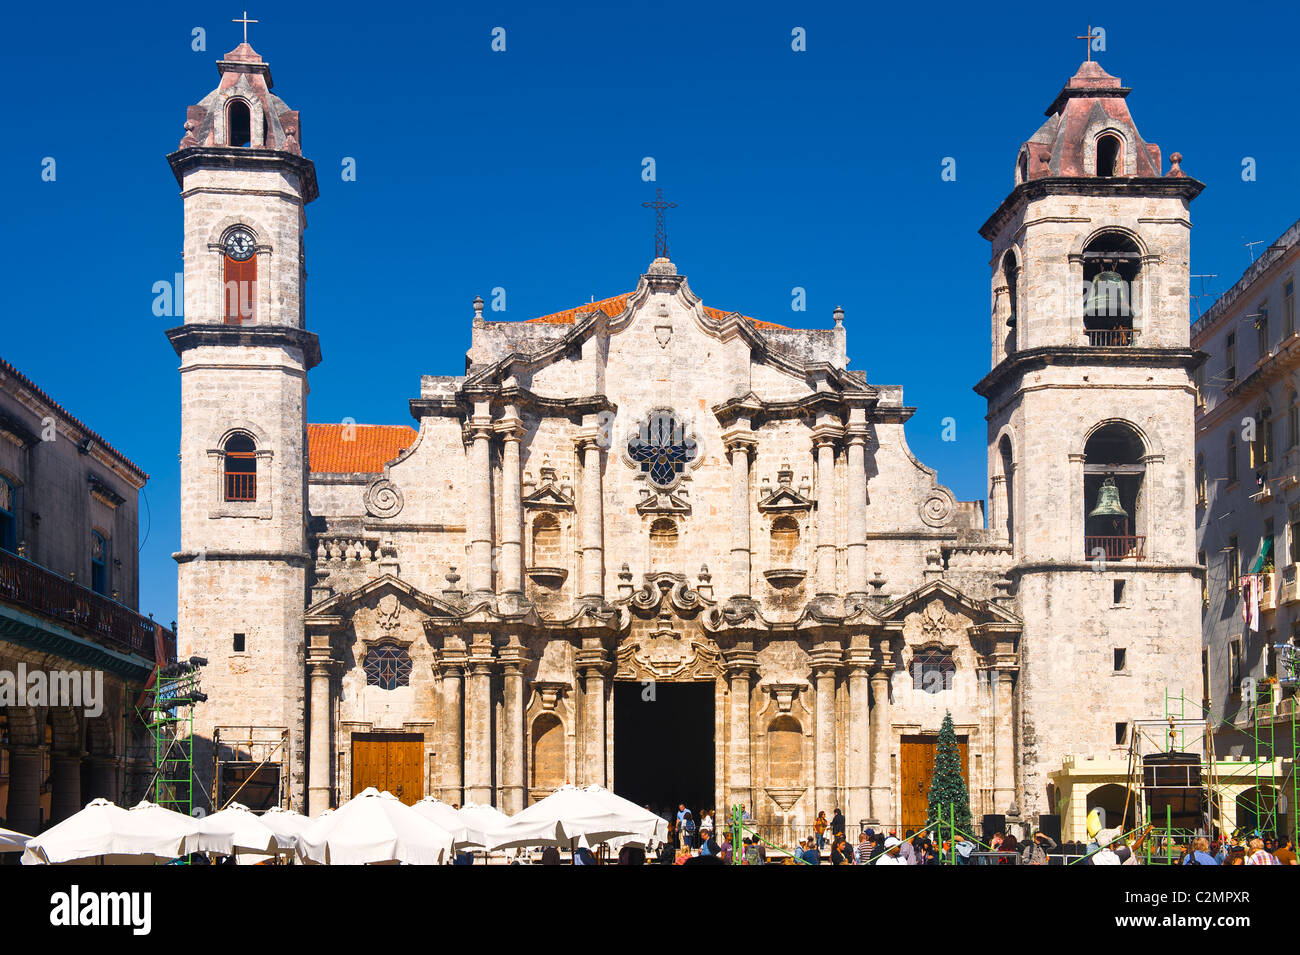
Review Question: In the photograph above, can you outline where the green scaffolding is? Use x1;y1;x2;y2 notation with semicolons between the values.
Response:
136;660;205;817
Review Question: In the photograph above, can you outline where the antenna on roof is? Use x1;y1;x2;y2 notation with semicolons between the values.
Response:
1245;238;1265;263
1190;274;1218;318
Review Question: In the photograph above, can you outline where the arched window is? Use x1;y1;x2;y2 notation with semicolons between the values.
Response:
1253;406;1274;478
649;517;678;566
770;515;800;566
1001;250;1020;357
911;647;955;693
1083;423;1146;560
1082;232;1141;345
1096;134;1122;177
1017;150;1029;184
999;436;1015;542
1196;453;1207;507
1288;391;1299;450
227;99;252;147
363;643;412;690
767;715;802;787
222;227;257;325
531;714;565;790
0;475;16;553
223;433;257;502
90;531;109;596
531;513;561;566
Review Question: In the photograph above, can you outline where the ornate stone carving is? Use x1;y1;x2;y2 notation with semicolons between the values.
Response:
376;593;402;632
919;487;956;527
364;478;404;519
920;600;949;638
615;626;722;681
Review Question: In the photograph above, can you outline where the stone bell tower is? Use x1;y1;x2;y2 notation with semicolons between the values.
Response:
164;39;320;810
974;61;1205;818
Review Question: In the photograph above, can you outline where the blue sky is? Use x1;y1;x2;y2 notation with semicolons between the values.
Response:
4;1;1299;626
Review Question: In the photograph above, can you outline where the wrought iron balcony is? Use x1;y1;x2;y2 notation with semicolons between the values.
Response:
1084;535;1146;561
0;548;175;664
1086;328;1138;347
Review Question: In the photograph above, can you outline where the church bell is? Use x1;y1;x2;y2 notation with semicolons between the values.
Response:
1088;476;1128;519
1083;270;1129;317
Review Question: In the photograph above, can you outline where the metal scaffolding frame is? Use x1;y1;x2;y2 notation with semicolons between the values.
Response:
136;658;207;816
212;726;291;811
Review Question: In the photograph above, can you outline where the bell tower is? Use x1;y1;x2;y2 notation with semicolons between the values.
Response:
974;61;1205;818
165;38;320;810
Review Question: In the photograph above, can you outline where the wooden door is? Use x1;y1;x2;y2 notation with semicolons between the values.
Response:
899;734;969;833
351;733;424;805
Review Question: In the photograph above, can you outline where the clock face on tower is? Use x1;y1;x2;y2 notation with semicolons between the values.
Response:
223;228;256;261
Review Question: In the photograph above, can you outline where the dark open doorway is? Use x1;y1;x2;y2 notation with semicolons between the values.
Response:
614;680;715;822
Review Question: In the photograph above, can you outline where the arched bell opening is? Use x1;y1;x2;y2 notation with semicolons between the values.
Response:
1083;423;1146;560
1082;232;1141;346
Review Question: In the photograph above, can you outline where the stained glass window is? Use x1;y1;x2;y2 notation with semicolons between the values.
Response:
364;644;412;690
627;410;698;489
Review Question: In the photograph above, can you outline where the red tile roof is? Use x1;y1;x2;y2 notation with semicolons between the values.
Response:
524;293;788;330
308;423;416;474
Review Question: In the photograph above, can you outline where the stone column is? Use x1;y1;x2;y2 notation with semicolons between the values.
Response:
990;474;1008;543
464;646;495;805
810;649;840;819
994;668;1018;813
577;435;605;601
845;415;869;600
724;437;756;598
499;646;529;814
845;652;872;832
307;634;335;816
84;757;119;803
51;754;83;824
440;655;465;804
497;406;525;595
813;429;841;595
576;648;608;786
868;646;894;825
725;653;756;811
467;402;495;597
7;747;41;836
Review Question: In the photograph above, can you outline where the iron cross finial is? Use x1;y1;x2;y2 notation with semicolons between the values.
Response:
642;188;677;260
1076;25;1096;62
234;10;259;45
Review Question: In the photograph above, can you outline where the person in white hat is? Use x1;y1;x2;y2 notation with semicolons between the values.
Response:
875;835;907;865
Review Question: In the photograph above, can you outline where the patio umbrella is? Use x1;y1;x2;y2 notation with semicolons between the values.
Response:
22;798;197;865
489;784;667;850
0;826;31;853
259;806;312;850
193;802;281;859
412;798;509;849
297;788;454;865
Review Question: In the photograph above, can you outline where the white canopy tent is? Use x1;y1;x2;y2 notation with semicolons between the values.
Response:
297;788;455;865
489;785;668;850
22;798;199;865
0;825;31;853
193;803;284;862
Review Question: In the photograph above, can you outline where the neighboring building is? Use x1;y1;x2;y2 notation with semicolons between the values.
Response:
0;356;175;835
168;44;1202;840
1191;217;1300;836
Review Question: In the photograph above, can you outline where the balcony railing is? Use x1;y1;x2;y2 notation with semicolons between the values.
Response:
1085;535;1147;560
0;548;175;662
1086;328;1138;347
225;471;257;502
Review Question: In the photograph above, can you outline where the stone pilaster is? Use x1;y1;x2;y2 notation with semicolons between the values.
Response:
577;433;605;601
576;647;609;786
723;434;757;599
724;651;757;811
306;632;337;816
812;424;843;595
497;406;525;595
994;667;1018;814
7;747;41;837
810;647;841;818
499;645;529;814
50;754;83;824
464;642;495;805
990;474;1008;543
845;416;870;599
466;401;495;597
868;641;894;825
439;652;466;804
844;649;872;832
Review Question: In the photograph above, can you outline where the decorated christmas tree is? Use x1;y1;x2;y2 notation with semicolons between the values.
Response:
926;711;972;835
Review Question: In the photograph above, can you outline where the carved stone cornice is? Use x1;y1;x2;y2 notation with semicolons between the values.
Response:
165;323;322;371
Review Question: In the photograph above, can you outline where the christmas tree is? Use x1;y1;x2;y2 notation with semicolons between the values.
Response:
926;711;972;835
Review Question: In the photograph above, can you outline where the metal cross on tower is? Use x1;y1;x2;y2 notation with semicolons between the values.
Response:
234;10;259;45
642;188;677;260
1076;25;1096;61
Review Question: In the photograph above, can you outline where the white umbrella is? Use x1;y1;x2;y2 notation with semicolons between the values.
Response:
412;798;509;849
193;803;281;858
0;825;32;853
22;798;196;865
259;806;312;850
297;788;454;865
489;785;667;850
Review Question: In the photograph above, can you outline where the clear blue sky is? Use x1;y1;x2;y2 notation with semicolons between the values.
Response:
4;1;1298;627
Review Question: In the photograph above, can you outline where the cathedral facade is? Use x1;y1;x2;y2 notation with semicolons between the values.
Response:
168;44;1203;838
